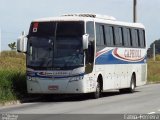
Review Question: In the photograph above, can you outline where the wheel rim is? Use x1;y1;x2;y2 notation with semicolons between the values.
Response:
131;77;135;91
131;81;135;90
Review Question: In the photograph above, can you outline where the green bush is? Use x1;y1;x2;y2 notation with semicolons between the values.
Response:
0;51;26;103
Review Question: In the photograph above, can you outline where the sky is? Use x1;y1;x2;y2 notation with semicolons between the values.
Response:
0;0;160;50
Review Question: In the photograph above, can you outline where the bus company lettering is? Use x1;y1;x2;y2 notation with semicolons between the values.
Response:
39;71;69;76
124;49;141;59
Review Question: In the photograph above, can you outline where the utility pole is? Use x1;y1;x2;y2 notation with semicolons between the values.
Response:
133;0;137;22
153;43;156;61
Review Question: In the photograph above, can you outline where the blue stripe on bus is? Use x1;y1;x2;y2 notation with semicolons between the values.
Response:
95;50;146;65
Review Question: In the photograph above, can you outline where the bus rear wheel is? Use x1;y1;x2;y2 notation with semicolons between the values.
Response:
128;75;136;93
119;74;136;93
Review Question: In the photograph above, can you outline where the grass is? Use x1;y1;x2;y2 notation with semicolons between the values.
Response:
0;51;27;103
147;56;160;83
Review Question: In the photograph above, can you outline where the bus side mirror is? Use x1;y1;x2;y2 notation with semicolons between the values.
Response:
17;35;28;53
82;34;89;50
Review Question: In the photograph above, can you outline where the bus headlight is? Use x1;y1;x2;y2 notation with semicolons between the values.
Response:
69;76;83;82
27;76;32;81
27;76;37;81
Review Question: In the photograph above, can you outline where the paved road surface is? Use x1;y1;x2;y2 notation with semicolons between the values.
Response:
0;84;160;120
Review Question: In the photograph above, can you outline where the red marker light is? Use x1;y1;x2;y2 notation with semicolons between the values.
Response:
33;22;39;32
33;22;39;28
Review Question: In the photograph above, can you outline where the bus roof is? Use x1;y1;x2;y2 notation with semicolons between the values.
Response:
33;13;145;29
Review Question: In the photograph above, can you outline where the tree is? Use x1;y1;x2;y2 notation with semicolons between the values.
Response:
8;42;16;50
147;39;160;58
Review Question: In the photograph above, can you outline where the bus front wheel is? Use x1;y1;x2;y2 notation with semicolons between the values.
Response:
93;81;101;99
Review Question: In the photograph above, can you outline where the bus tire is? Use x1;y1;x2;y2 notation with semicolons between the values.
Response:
93;80;101;99
119;74;136;93
128;74;136;93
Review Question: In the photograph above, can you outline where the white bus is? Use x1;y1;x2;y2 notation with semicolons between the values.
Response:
17;14;147;98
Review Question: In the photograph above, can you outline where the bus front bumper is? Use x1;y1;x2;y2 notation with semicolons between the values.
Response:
27;77;88;94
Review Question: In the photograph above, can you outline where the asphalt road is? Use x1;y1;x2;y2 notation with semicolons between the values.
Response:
0;84;160;120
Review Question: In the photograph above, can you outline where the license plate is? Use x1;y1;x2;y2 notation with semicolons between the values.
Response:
48;85;59;90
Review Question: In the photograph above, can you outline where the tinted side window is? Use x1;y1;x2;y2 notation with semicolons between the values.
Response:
129;28;132;47
86;21;95;41
114;27;123;46
131;29;138;47
96;24;101;45
143;30;146;47
121;27;124;46
139;29;146;48
123;27;132;47
135;29;140;47
86;22;95;74
104;26;114;46
96;24;105;46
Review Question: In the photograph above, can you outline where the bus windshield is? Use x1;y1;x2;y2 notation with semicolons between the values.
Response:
27;21;84;70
